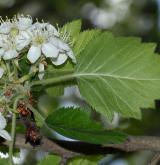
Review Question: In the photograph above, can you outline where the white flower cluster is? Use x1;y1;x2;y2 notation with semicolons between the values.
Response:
0;14;76;79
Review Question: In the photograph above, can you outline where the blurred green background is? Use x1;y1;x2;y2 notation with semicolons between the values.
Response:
0;0;159;164
0;0;158;41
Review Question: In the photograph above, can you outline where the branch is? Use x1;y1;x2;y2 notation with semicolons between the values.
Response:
103;136;160;152
2;135;160;158
3;134;81;159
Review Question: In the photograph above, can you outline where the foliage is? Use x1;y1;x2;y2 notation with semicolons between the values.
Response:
75;33;160;120
46;107;127;144
0;17;160;164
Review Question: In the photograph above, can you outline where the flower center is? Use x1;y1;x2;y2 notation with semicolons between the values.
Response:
10;27;19;37
34;35;45;45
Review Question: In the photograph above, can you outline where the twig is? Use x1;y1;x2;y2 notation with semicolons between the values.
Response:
3;134;81;159
103;136;160;152
2;134;160;160
9;95;25;165
9;113;16;165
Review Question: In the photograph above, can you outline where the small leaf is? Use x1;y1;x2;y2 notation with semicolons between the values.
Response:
45;107;127;144
37;155;61;165
73;29;101;56
75;32;160;120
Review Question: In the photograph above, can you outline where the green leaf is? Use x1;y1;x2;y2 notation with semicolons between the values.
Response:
60;20;82;43
75;32;160;120
68;156;102;165
37;155;61;165
45;107;127;144
73;29;101;56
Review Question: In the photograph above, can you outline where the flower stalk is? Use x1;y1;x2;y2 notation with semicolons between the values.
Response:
9;112;16;165
9;95;25;165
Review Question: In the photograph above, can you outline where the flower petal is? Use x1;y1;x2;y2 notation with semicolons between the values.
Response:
0;130;11;141
3;49;18;60
32;22;48;30
67;49;76;63
0;34;8;47
0;114;6;129
0;48;5;57
51;53;68;66
42;42;59;58
15;31;31;51
17;16;33;30
27;45;41;63
38;63;45;80
50;37;70;51
0;68;4;78
0;22;12;34
47;24;59;36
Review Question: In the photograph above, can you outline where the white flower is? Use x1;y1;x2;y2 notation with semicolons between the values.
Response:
32;22;59;36
0;36;18;60
0;67;4;78
14;15;32;50
15;30;32;51
27;22;76;65
27;27;59;63
0;15;32;51
0;15;32;35
0;113;11;141
16;15;33;31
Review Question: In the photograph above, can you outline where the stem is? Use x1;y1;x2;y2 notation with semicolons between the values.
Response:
45;69;74;75
6;61;11;80
9;113;16;165
30;74;75;87
9;95;25;165
27;104;45;126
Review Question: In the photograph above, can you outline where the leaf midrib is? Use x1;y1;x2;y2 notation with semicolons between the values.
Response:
74;73;160;81
47;123;122;138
